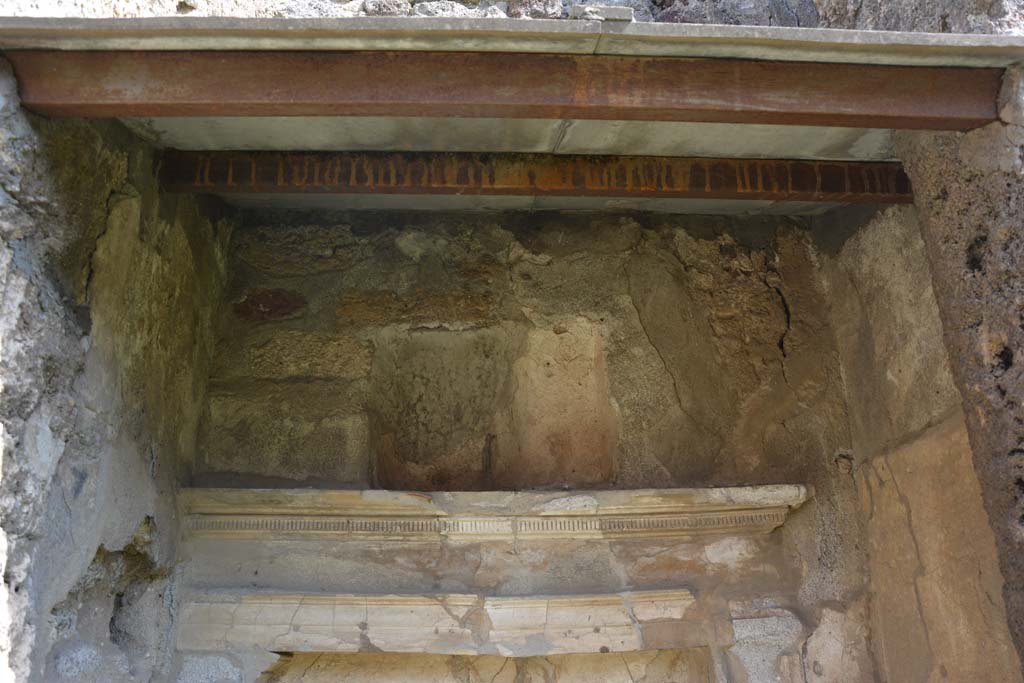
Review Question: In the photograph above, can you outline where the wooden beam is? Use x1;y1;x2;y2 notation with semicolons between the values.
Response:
160;150;913;204
6;49;1000;130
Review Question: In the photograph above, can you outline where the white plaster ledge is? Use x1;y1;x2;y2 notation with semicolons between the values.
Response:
177;589;702;656
180;485;809;542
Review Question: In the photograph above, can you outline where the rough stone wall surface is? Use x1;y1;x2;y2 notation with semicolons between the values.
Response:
818;206;1023;681
201;213;853;493
11;0;1024;28
890;66;1024;658
0;58;231;682
8;0;1024;32
0;0;819;24
816;0;1023;33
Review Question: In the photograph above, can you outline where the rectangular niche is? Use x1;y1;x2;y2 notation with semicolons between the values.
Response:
262;649;714;683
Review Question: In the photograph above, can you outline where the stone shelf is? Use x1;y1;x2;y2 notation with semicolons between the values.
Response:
180;485;809;543
178;589;700;656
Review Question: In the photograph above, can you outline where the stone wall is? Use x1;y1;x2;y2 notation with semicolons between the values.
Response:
816;0;1023;33
0;0;820;24
199;212;852;493
9;0;1024;28
11;0;1018;28
817;206;1022;681
0;59;231;682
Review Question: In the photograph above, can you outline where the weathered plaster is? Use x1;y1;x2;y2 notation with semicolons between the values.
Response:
201;213;853;498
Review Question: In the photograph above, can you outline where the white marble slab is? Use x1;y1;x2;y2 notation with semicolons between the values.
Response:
178;589;697;656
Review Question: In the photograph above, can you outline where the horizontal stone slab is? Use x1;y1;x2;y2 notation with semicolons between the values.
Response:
2;18;1024;68
178;589;699;656
181;486;808;542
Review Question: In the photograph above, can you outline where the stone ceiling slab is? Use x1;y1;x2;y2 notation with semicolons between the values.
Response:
0;17;606;54
596;21;1024;66
554;121;895;160
127;116;895;161
127;116;564;153
1;17;1023;67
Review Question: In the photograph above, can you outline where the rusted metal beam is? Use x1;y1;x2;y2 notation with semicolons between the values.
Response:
160;150;913;204
6;49;1000;130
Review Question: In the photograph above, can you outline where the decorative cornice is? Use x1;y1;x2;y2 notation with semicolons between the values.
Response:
181;486;808;542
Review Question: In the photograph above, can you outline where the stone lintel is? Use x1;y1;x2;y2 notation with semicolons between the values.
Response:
178;589;700;656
